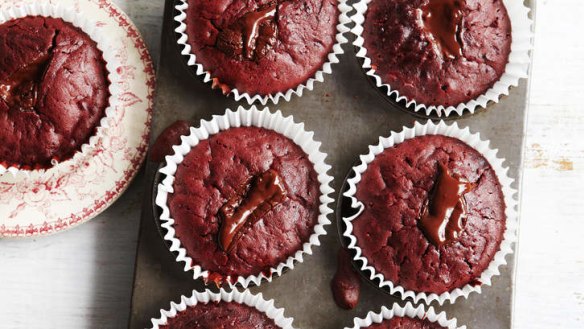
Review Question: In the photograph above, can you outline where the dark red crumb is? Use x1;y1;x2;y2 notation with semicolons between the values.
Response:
469;277;482;286
331;247;361;310
150;120;191;163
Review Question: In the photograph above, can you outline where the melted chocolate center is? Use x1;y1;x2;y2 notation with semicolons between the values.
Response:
0;55;50;111
419;163;474;246
216;5;277;61
218;169;287;252
421;0;464;60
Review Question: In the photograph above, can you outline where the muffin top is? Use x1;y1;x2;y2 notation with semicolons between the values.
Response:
184;0;338;95
168;127;320;280
353;135;506;294
0;16;109;169
160;301;279;329
362;0;511;107
364;316;446;329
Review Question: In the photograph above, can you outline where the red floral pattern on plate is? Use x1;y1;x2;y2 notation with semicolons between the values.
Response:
0;0;155;238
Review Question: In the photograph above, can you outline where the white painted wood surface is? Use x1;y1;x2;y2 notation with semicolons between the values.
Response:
0;0;581;328
514;0;584;328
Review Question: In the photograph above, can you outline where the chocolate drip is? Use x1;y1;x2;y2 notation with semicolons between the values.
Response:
419;163;474;246
421;0;464;60
149;120;191;163
0;55;50;111
216;5;277;61
219;169;287;252
331;248;361;310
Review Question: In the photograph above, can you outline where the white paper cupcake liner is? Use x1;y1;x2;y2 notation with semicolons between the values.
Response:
351;0;533;117
0;1;118;177
342;120;519;305
156;105;334;288
347;302;465;329
174;0;351;105
150;288;296;329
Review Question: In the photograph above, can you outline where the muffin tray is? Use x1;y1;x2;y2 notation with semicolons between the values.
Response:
128;1;533;328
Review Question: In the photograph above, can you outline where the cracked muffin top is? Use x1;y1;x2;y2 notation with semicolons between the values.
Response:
168;127;320;281
352;135;506;294
364;316;446;329
159;301;279;329
362;0;512;107
0;16;109;169
184;0;338;95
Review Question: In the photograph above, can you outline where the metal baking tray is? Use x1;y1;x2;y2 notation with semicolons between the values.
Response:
129;1;533;327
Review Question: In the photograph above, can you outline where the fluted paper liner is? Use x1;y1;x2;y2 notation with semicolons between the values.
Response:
347;302;465;329
0;1;118;177
343;120;519;304
156;106;334;288
150;288;296;329
351;0;533;117
174;0;351;105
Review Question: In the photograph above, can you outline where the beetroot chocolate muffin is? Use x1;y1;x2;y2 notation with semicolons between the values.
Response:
183;0;338;95
168;126;320;280
160;301;279;329
352;135;506;294
362;0;512;107
0;16;109;169
364;317;445;329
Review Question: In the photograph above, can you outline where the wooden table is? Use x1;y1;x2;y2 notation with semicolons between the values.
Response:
0;0;582;328
514;0;584;327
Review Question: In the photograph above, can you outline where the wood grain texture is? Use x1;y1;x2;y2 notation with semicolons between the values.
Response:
514;0;584;327
0;0;581;328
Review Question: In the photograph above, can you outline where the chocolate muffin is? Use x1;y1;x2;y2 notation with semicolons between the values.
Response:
364;317;445;329
160;301;279;329
168;126;320;281
352;135;506;294
183;0;338;95
0;16;109;169
362;0;512;107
